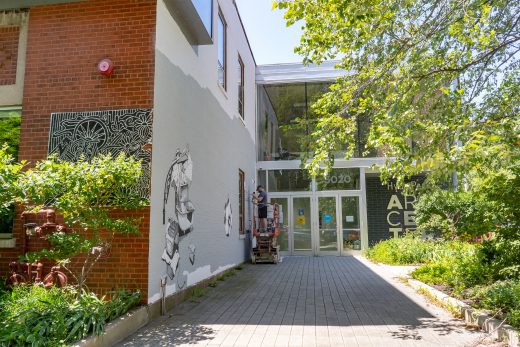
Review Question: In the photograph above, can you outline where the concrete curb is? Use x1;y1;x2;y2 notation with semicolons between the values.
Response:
406;276;519;347
73;306;150;347
72;264;247;346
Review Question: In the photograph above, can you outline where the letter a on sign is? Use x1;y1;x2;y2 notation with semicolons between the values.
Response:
387;195;403;210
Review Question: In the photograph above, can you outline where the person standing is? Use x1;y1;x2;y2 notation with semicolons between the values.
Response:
253;185;268;232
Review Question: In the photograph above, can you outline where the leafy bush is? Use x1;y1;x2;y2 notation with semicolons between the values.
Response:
415;190;494;239
481;237;520;280
411;241;491;292
470;280;520;329
0;146;23;219
364;232;437;265
16;153;146;297
0;285;140;346
0;114;21;160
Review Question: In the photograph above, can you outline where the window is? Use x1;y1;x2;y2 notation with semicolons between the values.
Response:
238;55;244;118
217;9;226;90
0;107;21;237
316;168;361;190
238;169;245;235
268;169;312;192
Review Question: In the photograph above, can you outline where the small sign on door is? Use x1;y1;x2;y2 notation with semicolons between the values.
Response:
346;215;355;222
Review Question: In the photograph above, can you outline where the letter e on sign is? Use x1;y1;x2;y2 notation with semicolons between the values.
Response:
404;211;416;226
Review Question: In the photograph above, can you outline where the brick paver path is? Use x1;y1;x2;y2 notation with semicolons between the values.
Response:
117;256;500;347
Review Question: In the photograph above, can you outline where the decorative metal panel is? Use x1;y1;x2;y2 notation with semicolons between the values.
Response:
48;109;152;198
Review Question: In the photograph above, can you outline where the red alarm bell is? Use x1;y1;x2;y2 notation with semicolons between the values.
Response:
97;58;114;77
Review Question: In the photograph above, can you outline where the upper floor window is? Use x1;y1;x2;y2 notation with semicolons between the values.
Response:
238;55;244;118
217;9;226;90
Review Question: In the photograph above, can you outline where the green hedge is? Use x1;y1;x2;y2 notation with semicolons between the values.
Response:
364;233;437;265
0;285;140;346
470;280;520;329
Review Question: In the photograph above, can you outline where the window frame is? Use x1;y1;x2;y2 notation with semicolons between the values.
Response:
238;54;244;118
217;8;227;90
238;169;245;235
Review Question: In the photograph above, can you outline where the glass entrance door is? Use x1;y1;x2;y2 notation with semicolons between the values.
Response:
269;194;361;256
270;197;289;254
315;194;362;255
317;196;339;255
292;196;313;254
340;196;361;254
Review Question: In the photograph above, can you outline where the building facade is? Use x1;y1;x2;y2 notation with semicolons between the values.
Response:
0;0;419;305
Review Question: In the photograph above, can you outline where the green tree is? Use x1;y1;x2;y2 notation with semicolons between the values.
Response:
274;0;519;190
16;153;146;296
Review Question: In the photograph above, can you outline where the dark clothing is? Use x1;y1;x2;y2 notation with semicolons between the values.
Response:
257;190;268;219
258;206;268;218
257;191;268;207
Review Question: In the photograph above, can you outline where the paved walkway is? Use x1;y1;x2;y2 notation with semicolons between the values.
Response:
117;256;501;347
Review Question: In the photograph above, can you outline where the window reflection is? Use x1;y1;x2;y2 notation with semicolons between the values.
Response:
257;82;383;161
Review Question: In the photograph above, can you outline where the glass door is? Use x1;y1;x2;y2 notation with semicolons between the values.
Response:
270;197;289;254
317;196;339;255
292;196;313;255
340;196;361;255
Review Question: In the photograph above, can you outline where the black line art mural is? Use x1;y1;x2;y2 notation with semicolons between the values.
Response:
188;244;196;265
224;196;232;237
48;109;153;198
162;146;195;280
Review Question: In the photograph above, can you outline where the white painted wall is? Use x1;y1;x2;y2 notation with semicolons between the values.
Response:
148;0;257;304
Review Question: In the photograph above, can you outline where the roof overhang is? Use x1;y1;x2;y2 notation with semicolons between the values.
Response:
256;61;351;85
0;0;84;10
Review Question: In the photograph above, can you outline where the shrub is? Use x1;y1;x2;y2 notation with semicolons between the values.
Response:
415;189;494;239
17;153;146;297
481;237;520;280
0;285;140;346
470;280;520;328
411;241;492;292
364;232;437;265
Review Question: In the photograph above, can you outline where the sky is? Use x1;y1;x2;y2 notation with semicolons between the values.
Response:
235;0;303;65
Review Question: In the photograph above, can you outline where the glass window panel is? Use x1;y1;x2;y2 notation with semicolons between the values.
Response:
268;169;311;192
293;197;312;251
316;168;360;190
318;196;338;252
217;11;226;89
0;109;21;235
271;198;288;251
341;196;361;251
238;170;245;234
0;109;21;160
257;170;266;191
238;56;244;118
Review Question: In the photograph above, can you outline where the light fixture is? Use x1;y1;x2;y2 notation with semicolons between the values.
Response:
24;223;38;236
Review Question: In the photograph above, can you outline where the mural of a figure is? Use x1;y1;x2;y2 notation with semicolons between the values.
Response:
162;147;195;280
224;197;233;237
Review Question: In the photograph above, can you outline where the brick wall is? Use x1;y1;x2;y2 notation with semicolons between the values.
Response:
20;0;156;163
2;0;156;299
0;26;19;85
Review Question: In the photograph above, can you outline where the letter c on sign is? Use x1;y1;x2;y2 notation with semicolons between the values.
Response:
387;210;401;227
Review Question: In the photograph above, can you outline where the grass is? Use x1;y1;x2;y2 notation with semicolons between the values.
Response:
190;288;205;302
